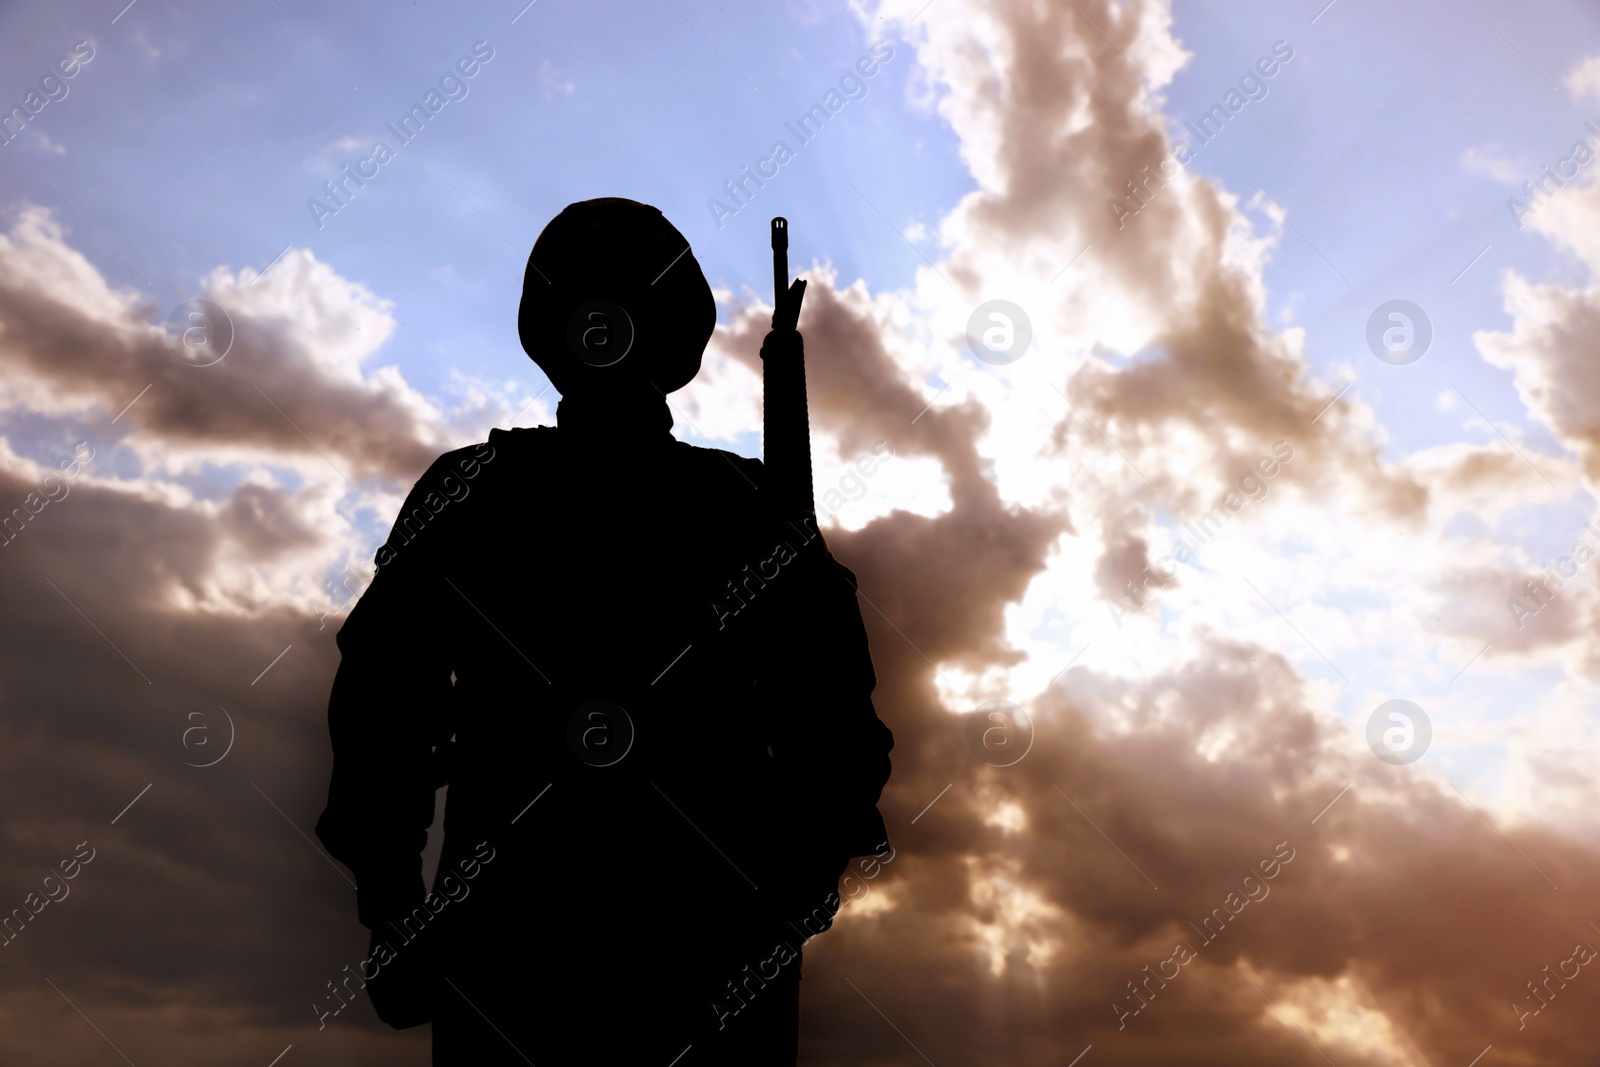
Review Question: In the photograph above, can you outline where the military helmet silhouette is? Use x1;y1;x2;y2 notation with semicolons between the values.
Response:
518;197;715;396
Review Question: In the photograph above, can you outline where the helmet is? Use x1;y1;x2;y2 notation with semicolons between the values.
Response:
518;198;715;396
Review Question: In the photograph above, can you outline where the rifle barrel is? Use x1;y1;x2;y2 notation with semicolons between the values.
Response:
771;218;789;328
764;216;814;516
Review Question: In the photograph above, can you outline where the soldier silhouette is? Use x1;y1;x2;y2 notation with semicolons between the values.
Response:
315;198;894;1066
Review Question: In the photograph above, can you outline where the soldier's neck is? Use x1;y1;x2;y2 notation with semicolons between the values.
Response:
555;387;676;447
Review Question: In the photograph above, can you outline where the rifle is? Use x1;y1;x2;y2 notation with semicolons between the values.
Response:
763;217;813;518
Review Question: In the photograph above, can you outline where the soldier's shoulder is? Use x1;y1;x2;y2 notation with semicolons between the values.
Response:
677;440;764;489
483;424;557;461
408;430;540;489
468;425;558;474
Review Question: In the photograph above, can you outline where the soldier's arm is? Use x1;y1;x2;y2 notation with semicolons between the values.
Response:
315;446;484;928
762;528;895;911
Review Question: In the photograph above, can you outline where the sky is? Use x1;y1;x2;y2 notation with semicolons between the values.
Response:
3;0;1600;1063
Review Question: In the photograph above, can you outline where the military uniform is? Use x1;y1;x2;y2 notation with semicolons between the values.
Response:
315;199;892;1066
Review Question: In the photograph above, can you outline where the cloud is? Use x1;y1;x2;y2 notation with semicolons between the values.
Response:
1565;52;1600;105
1475;258;1600;487
0;207;456;485
1462;143;1526;184
804;632;1600;1065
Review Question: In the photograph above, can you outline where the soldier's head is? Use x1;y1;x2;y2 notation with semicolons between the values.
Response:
518;198;715;399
